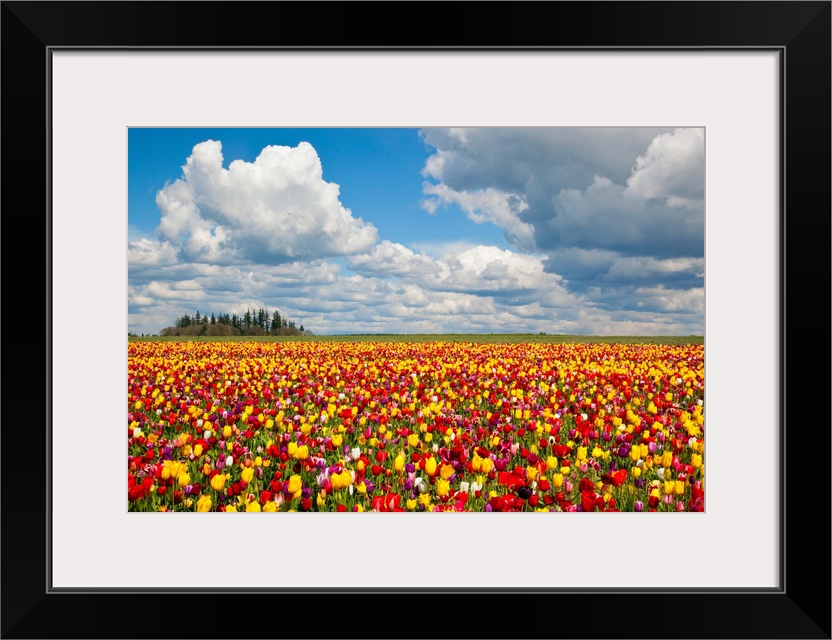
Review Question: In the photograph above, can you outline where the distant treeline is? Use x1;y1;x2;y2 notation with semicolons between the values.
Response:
159;308;308;337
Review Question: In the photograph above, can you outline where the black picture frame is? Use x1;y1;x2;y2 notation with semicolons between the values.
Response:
2;2;829;638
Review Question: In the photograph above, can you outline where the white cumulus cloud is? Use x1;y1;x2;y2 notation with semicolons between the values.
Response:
154;140;378;264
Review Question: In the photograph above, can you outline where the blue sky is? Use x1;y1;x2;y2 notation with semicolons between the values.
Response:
128;127;705;335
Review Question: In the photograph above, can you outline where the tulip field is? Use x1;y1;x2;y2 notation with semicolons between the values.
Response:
128;339;704;512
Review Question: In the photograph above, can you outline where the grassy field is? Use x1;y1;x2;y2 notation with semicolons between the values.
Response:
129;334;703;345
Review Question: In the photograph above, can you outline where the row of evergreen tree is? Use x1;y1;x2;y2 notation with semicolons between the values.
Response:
159;308;307;337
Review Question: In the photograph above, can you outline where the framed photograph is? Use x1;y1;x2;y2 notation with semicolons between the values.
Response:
2;2;829;638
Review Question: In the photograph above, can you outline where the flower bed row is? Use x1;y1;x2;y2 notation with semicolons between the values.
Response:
128;341;704;512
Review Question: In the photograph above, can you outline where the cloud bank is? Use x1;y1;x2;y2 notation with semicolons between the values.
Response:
129;131;704;336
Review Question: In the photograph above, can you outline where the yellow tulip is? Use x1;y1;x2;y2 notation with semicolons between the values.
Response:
210;474;227;492
480;457;494;474
263;501;277;512
246;501;261;512
287;475;302;494
436;478;450;497
425;457;437;477
196;495;212;512
339;469;352;487
241;467;254;485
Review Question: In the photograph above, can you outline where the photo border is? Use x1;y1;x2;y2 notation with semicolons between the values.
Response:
2;2;829;638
